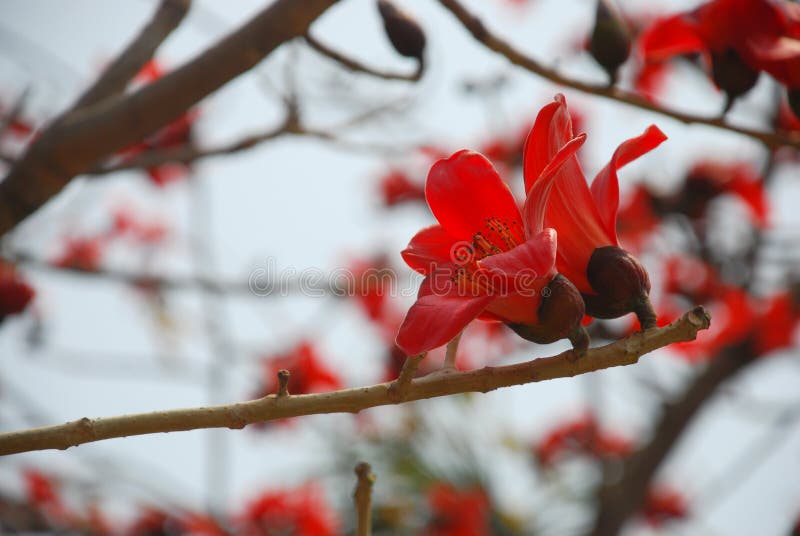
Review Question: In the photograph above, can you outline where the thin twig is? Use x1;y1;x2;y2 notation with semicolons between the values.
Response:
277;369;291;397
437;0;800;151
443;331;462;370
305;33;423;82
388;354;425;402
353;462;376;536
0;307;710;455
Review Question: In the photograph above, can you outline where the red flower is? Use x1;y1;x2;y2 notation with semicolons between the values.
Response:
638;0;799;102
641;486;689;526
396;135;589;356
238;484;339;536
0;262;35;319
753;291;799;355
379;169;426;207
54;236;105;271
533;413;632;467
524;94;666;326
253;342;342;399
425;483;491;536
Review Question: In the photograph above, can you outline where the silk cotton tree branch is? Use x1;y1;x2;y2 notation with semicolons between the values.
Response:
437;0;800;151
0;307;709;456
0;0;340;236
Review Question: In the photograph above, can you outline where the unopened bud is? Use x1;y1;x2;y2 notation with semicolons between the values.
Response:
711;48;759;110
588;0;631;85
788;88;800;121
506;274;589;355
377;0;426;61
584;246;656;328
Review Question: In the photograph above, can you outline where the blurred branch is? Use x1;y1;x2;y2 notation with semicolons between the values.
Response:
0;0;340;236
588;343;758;536
0;306;710;455
437;0;800;151
4;248;340;296
89;119;293;175
353;462;376;536
305;33;423;82
72;0;192;110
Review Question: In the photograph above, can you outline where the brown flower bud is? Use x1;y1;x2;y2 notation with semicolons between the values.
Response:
377;0;426;61
506;274;590;356
588;0;631;85
584;246;656;329
711;48;759;111
788;88;800;121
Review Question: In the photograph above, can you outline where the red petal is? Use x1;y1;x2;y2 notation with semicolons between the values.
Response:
480;228;557;283
591;125;667;242
638;14;707;62
523;133;587;235
396;277;494;355
401;224;458;274
426;150;523;246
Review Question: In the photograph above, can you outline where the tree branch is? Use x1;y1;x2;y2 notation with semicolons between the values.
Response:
0;307;709;456
72;0;192;110
0;0;340;237
305;33;423;81
437;0;800;151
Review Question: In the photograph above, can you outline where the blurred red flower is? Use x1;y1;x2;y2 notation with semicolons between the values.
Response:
0;262;35;320
425;483;491;536
238;483;339;536
253;341;342;399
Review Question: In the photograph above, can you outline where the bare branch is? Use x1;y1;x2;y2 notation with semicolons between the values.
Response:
73;0;192;110
0;0;340;236
438;0;800;151
0;307;710;456
305;33;423;81
353;462;376;536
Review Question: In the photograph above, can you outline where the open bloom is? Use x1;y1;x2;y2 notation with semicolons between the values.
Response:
524;94;667;327
396;140;588;357
638;0;800;106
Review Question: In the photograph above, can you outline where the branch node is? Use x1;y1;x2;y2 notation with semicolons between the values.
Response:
388;354;424;402
277;369;291;397
353;461;376;536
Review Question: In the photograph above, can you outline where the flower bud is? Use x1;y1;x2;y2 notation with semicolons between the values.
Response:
711;48;759;110
584;246;656;329
377;0;426;61
506;274;589;356
788;88;800;121
588;0;631;85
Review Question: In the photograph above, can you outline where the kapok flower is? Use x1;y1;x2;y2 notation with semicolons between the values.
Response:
396;139;590;357
638;0;799;108
0;262;35;321
524;94;667;328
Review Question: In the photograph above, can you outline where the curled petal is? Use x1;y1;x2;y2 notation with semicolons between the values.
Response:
591;125;667;242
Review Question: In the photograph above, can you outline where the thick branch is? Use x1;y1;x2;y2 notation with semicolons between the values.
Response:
72;0;191;110
438;0;800;151
305;33;423;81
0;307;709;456
589;343;755;536
0;0;340;236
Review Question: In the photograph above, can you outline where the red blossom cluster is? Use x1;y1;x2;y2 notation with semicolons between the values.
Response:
252;341;342;400
425;483;491;536
638;0;800;113
533;413;632;467
396;94;666;357
18;470;340;536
